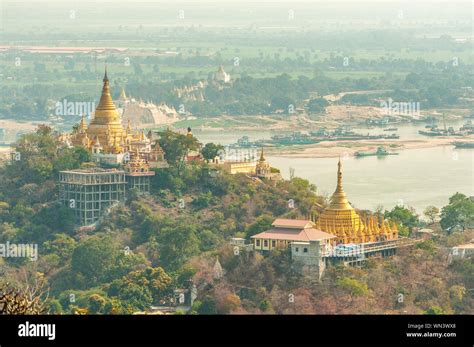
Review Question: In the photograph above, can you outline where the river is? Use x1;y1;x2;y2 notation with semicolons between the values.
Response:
194;120;474;213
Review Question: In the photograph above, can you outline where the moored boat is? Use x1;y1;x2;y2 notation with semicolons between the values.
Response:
355;146;399;157
452;141;474;149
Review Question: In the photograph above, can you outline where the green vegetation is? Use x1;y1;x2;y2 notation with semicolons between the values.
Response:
440;193;474;233
384;206;420;236
1;28;472;122
0;127;472;315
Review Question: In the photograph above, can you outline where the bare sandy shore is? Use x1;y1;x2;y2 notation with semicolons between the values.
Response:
265;137;474;158
0;119;42;130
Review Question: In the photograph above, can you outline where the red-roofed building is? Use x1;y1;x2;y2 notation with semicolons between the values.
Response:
251;218;336;279
251;218;335;251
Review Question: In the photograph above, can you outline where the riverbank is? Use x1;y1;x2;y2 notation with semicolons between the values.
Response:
265;136;474;158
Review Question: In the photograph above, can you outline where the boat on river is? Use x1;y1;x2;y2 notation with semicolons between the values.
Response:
452;141;474;149
355;146;399;157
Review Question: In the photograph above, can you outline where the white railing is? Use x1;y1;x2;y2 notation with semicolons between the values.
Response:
322;238;418;258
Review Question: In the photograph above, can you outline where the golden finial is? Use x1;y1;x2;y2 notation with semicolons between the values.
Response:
92;67;120;122
337;156;342;190
104;64;108;82
327;158;352;210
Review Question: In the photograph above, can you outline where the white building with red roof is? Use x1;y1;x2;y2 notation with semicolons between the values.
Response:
251;218;336;278
251;218;335;251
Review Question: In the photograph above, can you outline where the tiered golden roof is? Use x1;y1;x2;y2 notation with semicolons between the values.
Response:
124;148;153;176
314;158;398;244
84;68;128;153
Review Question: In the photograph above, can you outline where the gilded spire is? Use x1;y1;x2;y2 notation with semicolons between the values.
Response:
104;64;108;82
328;158;352;210
93;67;120;123
313;158;399;245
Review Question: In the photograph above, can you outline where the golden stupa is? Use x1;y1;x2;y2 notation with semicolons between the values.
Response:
256;148;270;176
65;67;169;171
84;68;128;154
314;159;398;244
70;68;147;156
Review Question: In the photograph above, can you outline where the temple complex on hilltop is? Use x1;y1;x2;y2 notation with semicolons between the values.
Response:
61;69;169;224
313;159;398;244
255;148;281;180
217;148;281;181
69;68;166;168
251;159;407;279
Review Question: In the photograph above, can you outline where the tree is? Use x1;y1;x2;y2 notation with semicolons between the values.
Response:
336;277;369;297
218;293;241;313
307;97;329;114
117;282;152;311
106;252;148;281
43;234;77;265
384;206;419;236
48;299;63;314
64;59;76;70
123;267;172;300
270;96;295;113
32;204;76;237
133;63;143;75
425;305;445;315
440;193;474;233
245;215;274;239
259;299;273;312
88;294;107;314
157;129;201;166
197;296;217;314
53;146;91;172
158;220;200;271
201;143;224;161
423;206;439;224
71;236;119;285
0;276;48;314
290;177;316;192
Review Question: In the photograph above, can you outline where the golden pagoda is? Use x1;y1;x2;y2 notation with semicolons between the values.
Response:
69;69;140;153
256;148;271;177
314;158;398;244
84;68;128;154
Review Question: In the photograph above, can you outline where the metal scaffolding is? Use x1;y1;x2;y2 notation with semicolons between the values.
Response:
125;171;154;193
59;168;127;225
